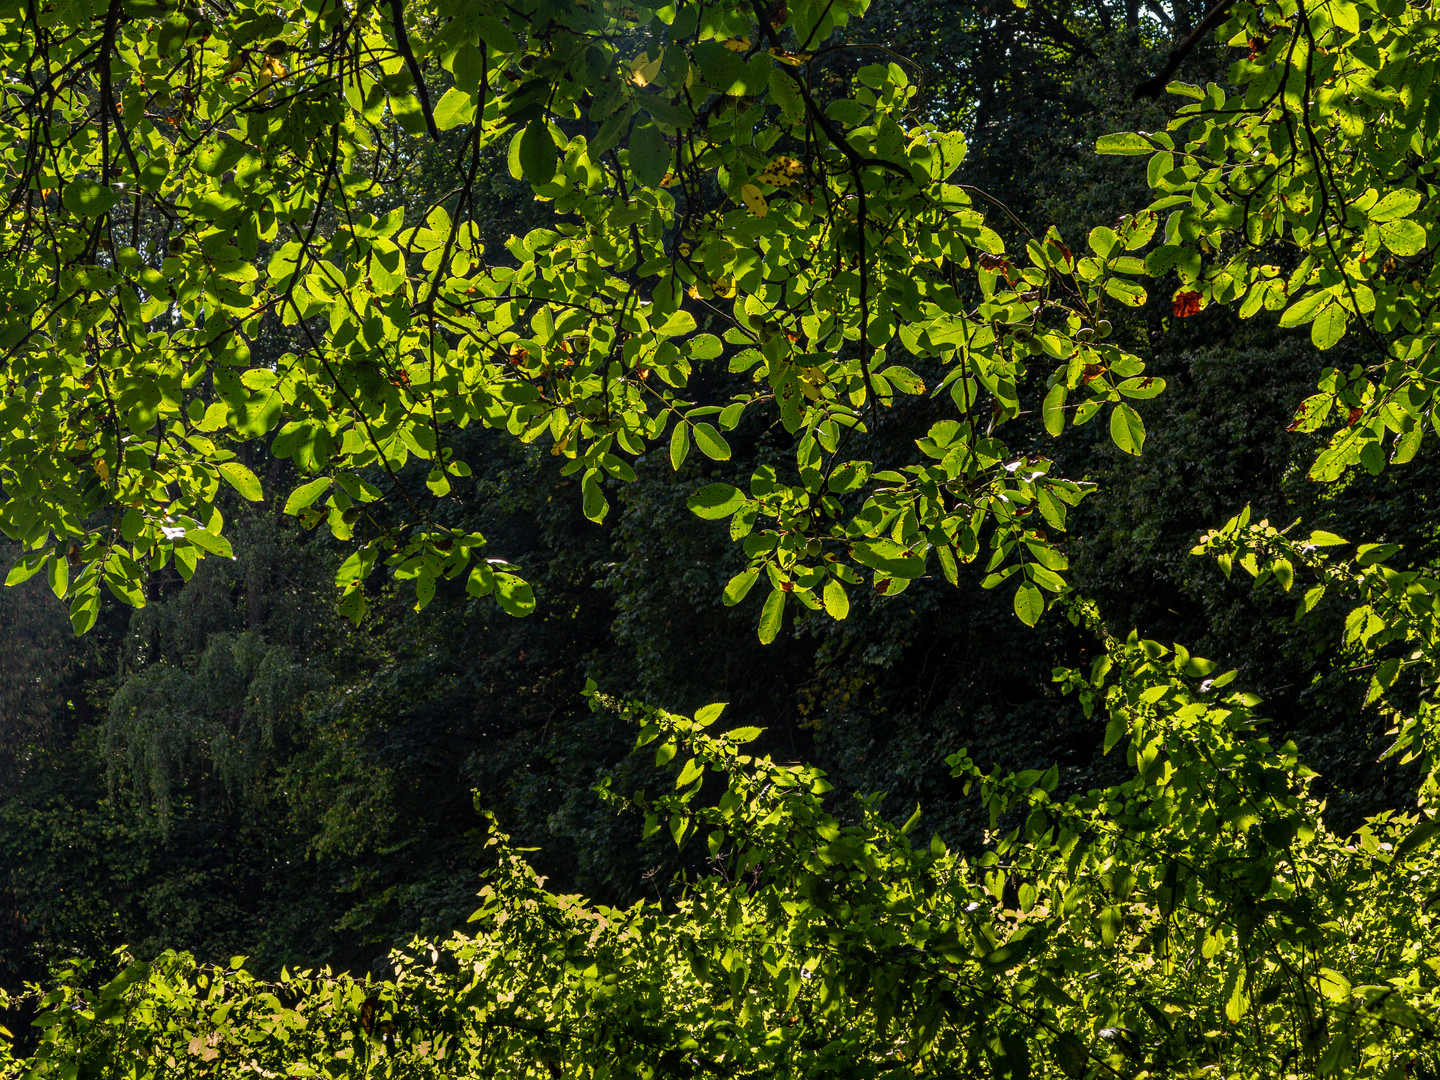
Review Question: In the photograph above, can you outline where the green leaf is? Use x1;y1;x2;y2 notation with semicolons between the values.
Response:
692;423;731;460
1042;383;1066;436
465;563;494;598
48;551;68;599
186;528;234;559
473;14;517;51
1392;425;1423;464
599;452;636;482
1380;218;1426;256
368;242;405;294
1088;226;1119;258
675;757;703;787
724;725;763;743
217;461;264;502
1013;581;1044;626
1100;903;1122;946
669;421;690;470
1330;0;1360;33
62;179;118;217
629;122;670;188
494;572;535;616
689;333;723;360
196;138;246;177
923;130;967;180
768;67;805;122
1278;290;1328;327
433;87;475;130
1311;303;1349;350
337;586;367;626
723;567;759;605
335;548;376;588
879;365;924;394
426;468;452;496
1095;132;1152;156
1109;402;1145;455
1145;245;1184;275
1223;964;1247;1023
1318;967;1351;1002
823;577;850;620
694;702;726;727
1103;277;1146;306
1117;376;1165;399
851;537;925;578
657;310;698;337
1369;189;1422;222
5;550;48;586
986;1032;1032;1080
284;476;331;514
1165;81;1205;99
69;589;99;635
758;588;785;643
1318;1032;1353;1076
581;469;609;522
519;118;558;185
1356;542;1400;565
688;484;745;519
1394;817;1440;860
1028;563;1066;593
413;570;436;611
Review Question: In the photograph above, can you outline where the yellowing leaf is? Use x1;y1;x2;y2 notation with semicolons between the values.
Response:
767;48;812;66
93;457;109;481
1331;0;1360;33
756;155;804;188
740;183;767;217
721;36;752;52
630;51;661;86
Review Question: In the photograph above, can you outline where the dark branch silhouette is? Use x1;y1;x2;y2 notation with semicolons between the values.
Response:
387;0;440;140
1133;0;1235;99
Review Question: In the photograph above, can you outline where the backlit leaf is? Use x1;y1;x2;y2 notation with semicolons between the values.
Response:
1109;402;1145;455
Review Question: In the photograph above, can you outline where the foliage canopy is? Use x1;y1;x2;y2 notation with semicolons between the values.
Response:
0;0;1168;637
5;0;1440;1076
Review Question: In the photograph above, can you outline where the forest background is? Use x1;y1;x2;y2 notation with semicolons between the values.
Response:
0;0;1436;1073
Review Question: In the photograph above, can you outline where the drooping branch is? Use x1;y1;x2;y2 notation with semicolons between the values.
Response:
387;0;439;140
1133;0;1234;99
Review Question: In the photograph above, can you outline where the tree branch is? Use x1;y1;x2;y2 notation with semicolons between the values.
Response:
387;0;439;140
1133;0;1234;99
1028;0;1096;58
